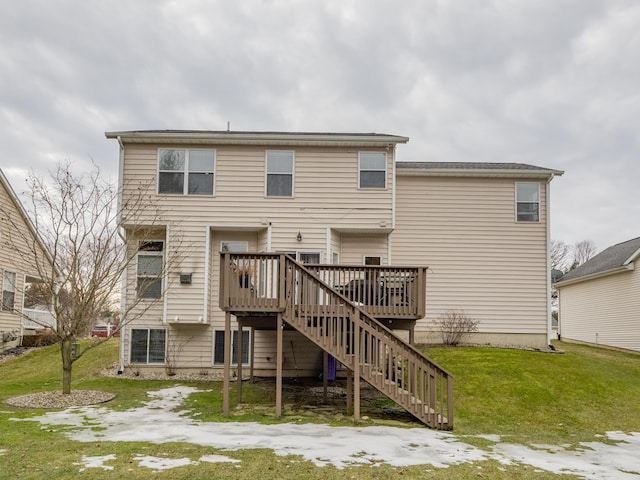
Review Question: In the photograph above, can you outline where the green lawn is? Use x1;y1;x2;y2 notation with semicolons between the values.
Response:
0;340;638;479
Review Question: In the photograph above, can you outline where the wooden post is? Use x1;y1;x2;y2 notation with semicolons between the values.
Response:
250;326;255;382
276;313;283;418
346;369;353;416
223;311;231;416
353;313;360;422
323;351;328;401
236;321;243;404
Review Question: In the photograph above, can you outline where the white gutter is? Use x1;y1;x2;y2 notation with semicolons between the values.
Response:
554;263;635;288
397;168;564;179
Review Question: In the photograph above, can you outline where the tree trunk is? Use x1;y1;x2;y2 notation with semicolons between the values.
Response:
61;337;73;394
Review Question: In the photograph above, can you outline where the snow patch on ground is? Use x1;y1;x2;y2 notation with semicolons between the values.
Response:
134;455;197;471
199;454;242;464
15;386;640;477
74;454;116;471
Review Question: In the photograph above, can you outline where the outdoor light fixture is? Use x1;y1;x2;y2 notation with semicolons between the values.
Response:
297;231;302;242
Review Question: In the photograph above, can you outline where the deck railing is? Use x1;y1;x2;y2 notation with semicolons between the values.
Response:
219;253;426;319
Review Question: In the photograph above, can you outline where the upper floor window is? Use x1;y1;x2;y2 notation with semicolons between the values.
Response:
158;149;215;195
2;270;16;312
516;182;540;222
359;152;386;189
137;241;164;299
266;151;294;197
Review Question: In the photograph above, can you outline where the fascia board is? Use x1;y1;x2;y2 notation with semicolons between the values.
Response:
623;247;640;266
396;168;564;179
554;263;635;288
105;131;409;147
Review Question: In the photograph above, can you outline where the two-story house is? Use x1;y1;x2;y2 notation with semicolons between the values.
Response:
0;169;54;350
107;130;562;428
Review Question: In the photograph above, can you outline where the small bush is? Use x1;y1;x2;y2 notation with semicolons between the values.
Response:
435;309;479;346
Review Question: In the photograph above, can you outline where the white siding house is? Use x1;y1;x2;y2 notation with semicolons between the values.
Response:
106;130;563;375
555;237;640;352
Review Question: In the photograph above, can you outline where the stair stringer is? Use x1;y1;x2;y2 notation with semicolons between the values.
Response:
282;259;453;429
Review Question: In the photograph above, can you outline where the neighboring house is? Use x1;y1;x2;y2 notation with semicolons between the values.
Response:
0;169;55;350
555;237;640;352
106;130;562;426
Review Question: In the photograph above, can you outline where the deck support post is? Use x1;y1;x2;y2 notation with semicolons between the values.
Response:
223;311;231;416
276;313;284;418
250;326;255;382
346;369;353;415
236;320;243;404
322;351;328;401
353;313;360;422
409;326;415;345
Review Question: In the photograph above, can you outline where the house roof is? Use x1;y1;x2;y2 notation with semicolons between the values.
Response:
397;162;564;178
105;130;409;147
554;236;640;287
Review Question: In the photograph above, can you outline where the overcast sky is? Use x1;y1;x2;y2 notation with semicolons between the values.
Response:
1;0;638;252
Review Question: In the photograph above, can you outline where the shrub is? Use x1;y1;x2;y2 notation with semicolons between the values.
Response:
435;309;479;346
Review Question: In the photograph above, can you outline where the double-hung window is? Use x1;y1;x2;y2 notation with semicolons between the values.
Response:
130;328;166;364
136;241;163;299
359;152;386;189
2;270;16;312
158;149;215;195
516;182;540;222
266;151;294;197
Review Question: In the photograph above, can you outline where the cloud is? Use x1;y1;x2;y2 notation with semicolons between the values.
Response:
0;0;638;248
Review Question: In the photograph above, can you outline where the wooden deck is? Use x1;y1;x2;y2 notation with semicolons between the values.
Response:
219;253;453;430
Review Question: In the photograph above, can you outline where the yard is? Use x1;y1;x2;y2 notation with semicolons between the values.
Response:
1;340;639;479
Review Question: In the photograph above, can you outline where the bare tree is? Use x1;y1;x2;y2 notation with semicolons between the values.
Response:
550;239;571;272
0;161;180;394
570;240;597;270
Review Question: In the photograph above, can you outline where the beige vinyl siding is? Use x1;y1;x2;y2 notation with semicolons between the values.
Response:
340;234;389;265
122;145;394;231
559;267;640;352
393;176;548;336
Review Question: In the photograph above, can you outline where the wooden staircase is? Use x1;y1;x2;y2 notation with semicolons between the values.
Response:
220;253;453;430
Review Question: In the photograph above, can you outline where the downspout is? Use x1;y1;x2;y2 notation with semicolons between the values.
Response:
325;227;331;264
117;228;126;374
116;136;126;374
203;226;210;324
389;145;397;264
267;223;272;252
546;176;552;346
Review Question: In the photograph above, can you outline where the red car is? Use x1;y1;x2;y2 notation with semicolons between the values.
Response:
91;324;120;338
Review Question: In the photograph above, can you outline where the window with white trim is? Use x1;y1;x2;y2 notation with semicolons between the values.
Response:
266;151;294;197
2;270;16;312
516;182;540;222
136;241;164;299
214;329;250;365
359;152;386;189
158;149;215;195
130;328;166;364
